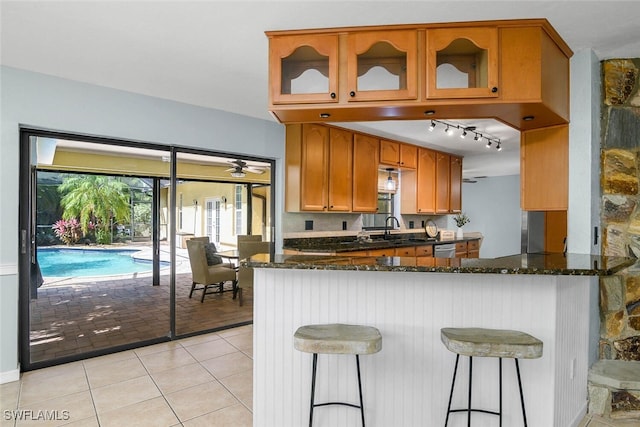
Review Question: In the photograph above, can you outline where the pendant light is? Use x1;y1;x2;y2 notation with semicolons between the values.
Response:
385;168;396;191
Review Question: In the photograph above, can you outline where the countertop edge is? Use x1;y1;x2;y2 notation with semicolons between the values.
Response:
243;253;637;276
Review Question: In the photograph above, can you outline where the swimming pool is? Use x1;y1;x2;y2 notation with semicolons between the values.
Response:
37;248;168;277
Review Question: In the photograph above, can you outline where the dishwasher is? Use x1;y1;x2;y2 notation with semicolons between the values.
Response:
434;243;456;258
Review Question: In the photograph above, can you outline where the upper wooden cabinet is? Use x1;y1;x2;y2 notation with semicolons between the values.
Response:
269;34;339;104
346;30;418;102
285;123;380;213
435;152;451;213
402;147;437;214
380;140;417;169
499;25;571;123
520;124;568;211
449;156;462;213
327;128;354;211
286;124;353;212
352;133;380;212
426;27;499;99
266;19;572;130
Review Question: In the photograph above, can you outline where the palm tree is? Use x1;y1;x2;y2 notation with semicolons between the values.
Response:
58;174;131;243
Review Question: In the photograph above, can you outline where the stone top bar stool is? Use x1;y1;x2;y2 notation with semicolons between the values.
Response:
294;323;382;427
441;327;543;427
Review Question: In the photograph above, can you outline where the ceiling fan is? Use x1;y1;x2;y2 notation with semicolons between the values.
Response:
225;159;266;177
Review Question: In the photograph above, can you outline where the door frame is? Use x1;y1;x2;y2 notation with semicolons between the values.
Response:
18;127;276;370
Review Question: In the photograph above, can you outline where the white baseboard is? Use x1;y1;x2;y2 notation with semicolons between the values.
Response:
0;263;18;276
0;366;20;384
570;401;588;427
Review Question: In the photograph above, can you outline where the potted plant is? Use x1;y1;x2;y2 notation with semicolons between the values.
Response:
453;212;470;239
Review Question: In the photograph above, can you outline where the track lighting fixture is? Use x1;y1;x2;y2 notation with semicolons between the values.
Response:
427;119;502;151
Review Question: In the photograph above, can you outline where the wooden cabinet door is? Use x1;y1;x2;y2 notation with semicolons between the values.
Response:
395;246;416;257
416;148;436;213
415;245;433;257
455;242;468;258
467;239;479;258
300;124;329;211
327;128;353;211
521;125;568;210
449;156;462;213
352;133;379;212
347;30;418;101
426;27;499;99
435;152;451;213
269;34;339;104
380;139;400;166
400;144;418;169
544;210;567;252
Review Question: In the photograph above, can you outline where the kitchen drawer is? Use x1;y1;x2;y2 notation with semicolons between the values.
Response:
368;248;394;257
455;242;468;252
395;246;416;257
415;245;433;256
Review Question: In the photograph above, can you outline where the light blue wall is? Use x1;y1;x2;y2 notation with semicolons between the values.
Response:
0;66;285;377
455;175;522;258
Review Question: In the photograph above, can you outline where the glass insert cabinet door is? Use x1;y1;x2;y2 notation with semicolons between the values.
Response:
347;30;418;101
426;27;499;99
269;34;339;104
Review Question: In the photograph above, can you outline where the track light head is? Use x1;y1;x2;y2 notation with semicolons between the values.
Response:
429;121;436;131
460;130;467;139
485;139;492;148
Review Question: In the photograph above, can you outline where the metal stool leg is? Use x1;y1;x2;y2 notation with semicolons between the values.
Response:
514;358;528;427
309;353;318;427
499;358;503;427
467;356;473;427
444;354;460;427
356;354;365;427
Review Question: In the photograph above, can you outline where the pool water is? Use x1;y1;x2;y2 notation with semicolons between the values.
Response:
37;248;166;277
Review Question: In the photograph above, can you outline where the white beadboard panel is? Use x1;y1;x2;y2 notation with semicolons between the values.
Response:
254;269;592;427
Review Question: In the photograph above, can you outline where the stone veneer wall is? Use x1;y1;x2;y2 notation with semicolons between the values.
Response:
600;58;640;363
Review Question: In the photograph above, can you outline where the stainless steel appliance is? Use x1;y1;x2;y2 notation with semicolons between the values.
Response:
434;243;456;258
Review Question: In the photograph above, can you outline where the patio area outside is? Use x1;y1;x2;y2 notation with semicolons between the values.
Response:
29;242;253;364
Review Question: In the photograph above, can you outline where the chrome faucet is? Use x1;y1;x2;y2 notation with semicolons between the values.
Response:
384;216;400;239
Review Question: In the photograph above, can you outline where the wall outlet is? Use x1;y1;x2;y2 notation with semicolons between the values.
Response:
305;220;313;231
342;221;347;230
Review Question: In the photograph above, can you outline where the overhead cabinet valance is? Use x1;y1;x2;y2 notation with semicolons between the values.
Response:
266;19;573;131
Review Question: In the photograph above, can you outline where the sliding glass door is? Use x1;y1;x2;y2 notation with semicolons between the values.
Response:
19;129;274;369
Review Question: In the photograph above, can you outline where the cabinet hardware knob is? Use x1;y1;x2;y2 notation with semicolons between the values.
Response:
491;87;498;93
349;91;356;97
330;92;336;99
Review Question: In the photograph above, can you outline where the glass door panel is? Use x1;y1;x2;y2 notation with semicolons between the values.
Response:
28;135;171;366
174;152;272;336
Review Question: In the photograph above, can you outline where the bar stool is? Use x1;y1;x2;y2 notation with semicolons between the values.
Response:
294;323;382;427
441;327;543;427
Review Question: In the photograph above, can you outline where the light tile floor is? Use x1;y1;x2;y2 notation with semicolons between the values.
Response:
2;323;639;426
0;325;253;427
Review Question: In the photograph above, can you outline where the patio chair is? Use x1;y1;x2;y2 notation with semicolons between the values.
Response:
186;237;241;304
237;235;272;286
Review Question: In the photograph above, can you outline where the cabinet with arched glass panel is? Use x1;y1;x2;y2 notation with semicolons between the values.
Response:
269;34;339;104
426;27;499;99
346;30;418;101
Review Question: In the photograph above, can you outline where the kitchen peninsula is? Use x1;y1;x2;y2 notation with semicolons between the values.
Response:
249;253;634;427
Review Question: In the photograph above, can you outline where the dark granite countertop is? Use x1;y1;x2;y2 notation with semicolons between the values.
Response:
283;234;478;253
244;252;636;276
